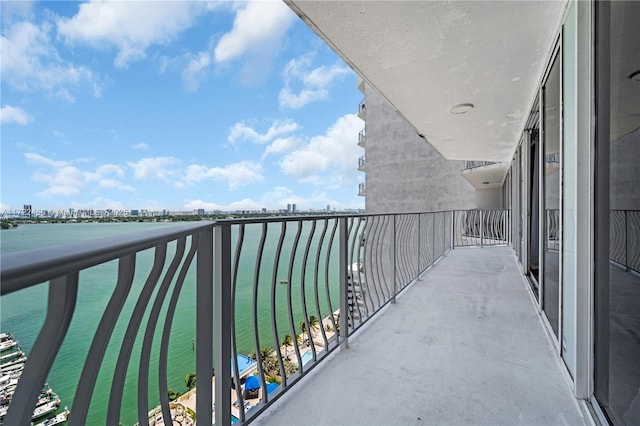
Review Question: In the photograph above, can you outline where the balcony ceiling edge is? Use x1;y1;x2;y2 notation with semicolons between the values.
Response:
285;0;568;163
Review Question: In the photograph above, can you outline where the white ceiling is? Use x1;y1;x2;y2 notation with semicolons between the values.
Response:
287;1;567;162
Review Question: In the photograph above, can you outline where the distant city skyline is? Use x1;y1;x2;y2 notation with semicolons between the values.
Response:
1;1;364;213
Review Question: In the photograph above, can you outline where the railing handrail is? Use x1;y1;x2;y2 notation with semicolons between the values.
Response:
0;221;215;295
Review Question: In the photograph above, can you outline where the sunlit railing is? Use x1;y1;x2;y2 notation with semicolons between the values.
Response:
610;210;640;273
0;210;508;425
358;129;366;147
453;210;510;247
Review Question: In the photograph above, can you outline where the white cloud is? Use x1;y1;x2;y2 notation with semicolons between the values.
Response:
280;114;362;186
263;136;300;158
182;161;263;190
184;186;350;212
132;142;149;150
1;20;97;98
57;1;213;68
0;105;33;125
279;54;350;109
214;1;295;64
182;51;212;92
228;119;299;145
98;179;135;192
127;157;179;181
70;197;125;210
25;152;131;197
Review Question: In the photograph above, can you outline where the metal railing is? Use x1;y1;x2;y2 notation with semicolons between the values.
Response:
453;210;510;247
0;210;503;425
610;210;640;273
0;222;215;426
358;183;366;197
358;129;366;147
462;161;497;170
358;156;365;171
358;99;366;119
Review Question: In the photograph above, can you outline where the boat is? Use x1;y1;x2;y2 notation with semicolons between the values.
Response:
0;335;17;353
0;350;24;365
33;408;70;426
0;361;25;374
0;354;27;371
31;397;60;421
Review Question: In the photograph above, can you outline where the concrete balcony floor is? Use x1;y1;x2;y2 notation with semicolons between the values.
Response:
256;247;587;425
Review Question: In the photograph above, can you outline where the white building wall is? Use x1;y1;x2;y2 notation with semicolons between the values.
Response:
363;85;478;214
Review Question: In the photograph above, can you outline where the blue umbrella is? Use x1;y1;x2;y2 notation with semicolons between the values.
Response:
245;375;260;391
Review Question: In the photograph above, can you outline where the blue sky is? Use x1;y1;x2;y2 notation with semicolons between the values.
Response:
0;0;364;213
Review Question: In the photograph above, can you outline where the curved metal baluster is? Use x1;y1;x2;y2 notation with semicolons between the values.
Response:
366;215;382;309
71;253;136;426
355;217;370;319
107;244;168;425
323;219;339;346
344;217;357;332
136;238;186;426
158;235;198;424
231;224;245;422
252;223;269;404
270;222;287;385
360;217;375;315
313;219;330;351
300;220;317;360
348;216;364;326
381;215;394;302
286;221;304;370
5;274;78;426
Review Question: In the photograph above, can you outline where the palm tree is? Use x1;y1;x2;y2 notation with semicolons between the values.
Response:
309;316;320;335
259;346;274;362
282;335;293;358
184;372;196;391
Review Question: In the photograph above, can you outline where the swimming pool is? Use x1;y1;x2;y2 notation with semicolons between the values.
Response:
301;351;313;365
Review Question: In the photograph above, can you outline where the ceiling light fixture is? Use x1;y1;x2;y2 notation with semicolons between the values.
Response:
629;70;640;82
482;181;491;185
450;103;474;115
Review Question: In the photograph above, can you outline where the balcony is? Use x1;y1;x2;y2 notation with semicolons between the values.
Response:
358;128;366;147
0;210;585;426
461;161;509;190
358;98;366;120
358;182;366;196
257;246;585;425
358;156;365;171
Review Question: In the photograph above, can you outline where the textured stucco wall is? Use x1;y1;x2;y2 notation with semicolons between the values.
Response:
363;86;477;214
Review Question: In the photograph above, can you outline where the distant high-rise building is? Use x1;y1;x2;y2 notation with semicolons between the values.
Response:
287;204;292;213
197;209;205;215
23;204;32;218
262;208;267;214
131;209;139;216
292;204;297;213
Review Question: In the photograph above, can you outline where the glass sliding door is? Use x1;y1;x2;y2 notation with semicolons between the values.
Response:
529;128;541;295
594;1;640;424
542;52;562;338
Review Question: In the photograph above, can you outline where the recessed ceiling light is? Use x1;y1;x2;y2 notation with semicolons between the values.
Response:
629;70;640;81
482;181;491;185
450;103;474;115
